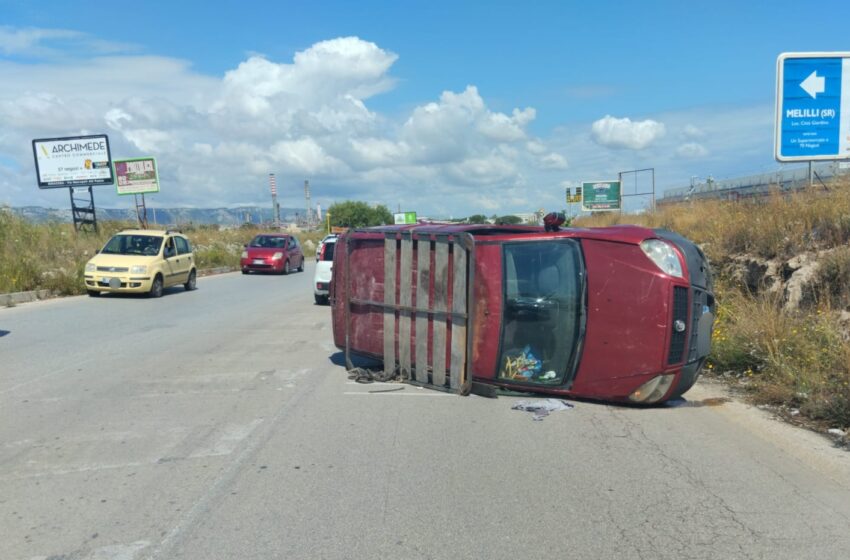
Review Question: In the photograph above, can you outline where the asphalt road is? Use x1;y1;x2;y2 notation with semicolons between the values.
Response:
2;263;850;560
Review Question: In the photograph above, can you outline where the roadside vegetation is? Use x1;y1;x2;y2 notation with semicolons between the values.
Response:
3;184;850;431
0;207;329;295
575;177;850;431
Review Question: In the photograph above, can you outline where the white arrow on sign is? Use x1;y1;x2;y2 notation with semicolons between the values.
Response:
800;70;825;99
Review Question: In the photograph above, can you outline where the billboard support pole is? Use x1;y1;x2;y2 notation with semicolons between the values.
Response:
134;193;149;229
69;186;98;234
618;172;624;215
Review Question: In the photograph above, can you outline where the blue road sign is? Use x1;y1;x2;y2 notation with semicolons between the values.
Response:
775;52;850;162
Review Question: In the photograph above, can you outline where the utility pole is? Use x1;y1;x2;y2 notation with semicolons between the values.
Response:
270;173;279;228
304;180;313;227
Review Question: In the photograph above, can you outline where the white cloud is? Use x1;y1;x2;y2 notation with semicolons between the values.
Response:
402;86;535;163
348;138;411;167
591;115;666;150
682;124;705;139
677;142;709;158
526;140;547;155
270;138;346;175
0;27;781;218
0;26;137;58
540;153;568;169
546;103;775;211
212;37;397;122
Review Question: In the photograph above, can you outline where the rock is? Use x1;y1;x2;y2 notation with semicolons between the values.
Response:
722;255;780;294
837;311;850;341
783;254;820;310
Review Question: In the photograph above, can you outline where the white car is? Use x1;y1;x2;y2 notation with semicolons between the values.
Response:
313;235;337;304
315;234;337;260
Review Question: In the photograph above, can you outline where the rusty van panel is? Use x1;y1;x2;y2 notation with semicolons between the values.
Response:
470;242;503;381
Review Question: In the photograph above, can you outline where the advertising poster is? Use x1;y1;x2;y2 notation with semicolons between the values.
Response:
32;134;113;188
114;157;160;195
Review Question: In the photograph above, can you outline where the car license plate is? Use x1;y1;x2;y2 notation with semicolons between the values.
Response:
253;259;264;264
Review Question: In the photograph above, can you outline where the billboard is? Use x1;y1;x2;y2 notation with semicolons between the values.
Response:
114;157;160;196
394;211;417;224
32;134;113;189
582;180;621;211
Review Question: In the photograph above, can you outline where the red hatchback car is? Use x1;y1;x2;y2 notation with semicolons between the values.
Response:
331;222;715;404
241;234;305;275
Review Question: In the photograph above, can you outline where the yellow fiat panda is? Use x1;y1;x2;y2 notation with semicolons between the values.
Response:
84;229;197;297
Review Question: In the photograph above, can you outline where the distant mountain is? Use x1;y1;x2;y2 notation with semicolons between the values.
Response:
7;206;310;226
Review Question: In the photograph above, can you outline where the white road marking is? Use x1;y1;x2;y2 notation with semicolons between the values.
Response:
83;539;150;560
1;461;149;481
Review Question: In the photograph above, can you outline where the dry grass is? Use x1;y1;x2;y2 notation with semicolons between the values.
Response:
0;209;330;296
4;181;850;427
575;177;850;263
576;177;850;428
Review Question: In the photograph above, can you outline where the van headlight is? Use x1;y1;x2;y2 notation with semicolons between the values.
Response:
130;265;147;274
85;262;96;272
628;374;676;403
272;252;284;260
640;240;683;278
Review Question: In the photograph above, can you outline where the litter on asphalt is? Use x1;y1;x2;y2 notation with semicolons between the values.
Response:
511;398;574;421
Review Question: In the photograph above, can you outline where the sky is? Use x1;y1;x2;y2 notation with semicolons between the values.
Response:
0;0;848;217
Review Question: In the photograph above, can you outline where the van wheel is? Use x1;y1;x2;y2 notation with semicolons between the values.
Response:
184;269;197;291
298;259;304;272
149;275;164;298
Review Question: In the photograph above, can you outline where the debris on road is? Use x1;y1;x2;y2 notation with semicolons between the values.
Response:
511;398;574;421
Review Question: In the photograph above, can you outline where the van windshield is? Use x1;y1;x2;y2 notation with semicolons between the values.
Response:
498;240;584;386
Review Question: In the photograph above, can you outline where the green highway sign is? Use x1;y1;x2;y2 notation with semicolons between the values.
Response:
394;211;417;224
581;180;620;211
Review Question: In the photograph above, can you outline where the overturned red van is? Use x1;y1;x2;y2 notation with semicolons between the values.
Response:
331;222;714;404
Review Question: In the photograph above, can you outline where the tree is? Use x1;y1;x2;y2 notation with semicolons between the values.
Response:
495;215;522;225
467;214;489;224
328;201;393;228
